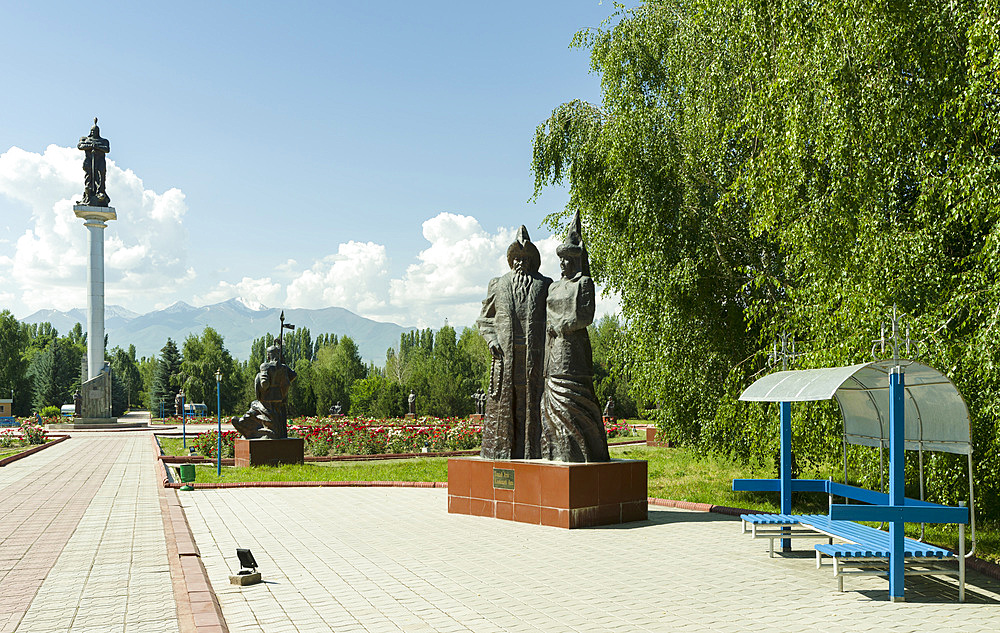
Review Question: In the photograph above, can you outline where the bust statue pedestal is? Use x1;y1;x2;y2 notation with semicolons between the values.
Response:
235;438;304;467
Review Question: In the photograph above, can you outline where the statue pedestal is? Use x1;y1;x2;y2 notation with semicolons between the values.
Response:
645;427;671;447
470;414;484;422
404;413;416;420
235;438;304;467
447;457;647;529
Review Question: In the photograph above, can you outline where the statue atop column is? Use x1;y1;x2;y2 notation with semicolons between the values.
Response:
476;226;552;459
77;118;111;207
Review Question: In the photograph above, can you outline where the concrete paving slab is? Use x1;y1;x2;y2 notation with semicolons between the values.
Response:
179;487;1000;632
1;434;179;633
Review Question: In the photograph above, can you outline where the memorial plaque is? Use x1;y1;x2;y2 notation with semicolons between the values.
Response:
493;467;515;490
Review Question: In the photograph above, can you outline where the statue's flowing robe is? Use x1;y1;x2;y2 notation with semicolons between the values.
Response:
477;271;551;459
540;274;610;462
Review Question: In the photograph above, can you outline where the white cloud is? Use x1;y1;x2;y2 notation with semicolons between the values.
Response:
285;241;391;315
0;145;191;314
0;145;622;330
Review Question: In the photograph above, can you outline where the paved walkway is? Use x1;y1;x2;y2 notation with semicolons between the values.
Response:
0;432;179;633
6;429;1000;633
181;487;1000;633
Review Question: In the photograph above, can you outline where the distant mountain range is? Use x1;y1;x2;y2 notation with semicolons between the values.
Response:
22;298;417;365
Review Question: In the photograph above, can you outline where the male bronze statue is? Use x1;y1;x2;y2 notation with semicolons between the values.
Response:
77;118;111;207
477;226;552;459
232;345;297;439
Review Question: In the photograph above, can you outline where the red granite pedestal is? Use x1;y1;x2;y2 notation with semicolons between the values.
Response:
447;457;647;528
235;438;304;467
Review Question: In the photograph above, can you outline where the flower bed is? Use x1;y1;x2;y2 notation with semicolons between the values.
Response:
604;420;634;439
181;415;632;459
190;429;239;458
287;417;481;456
0;423;47;448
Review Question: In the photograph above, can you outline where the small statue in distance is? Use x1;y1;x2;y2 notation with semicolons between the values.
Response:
408;390;417;415
232;344;297;439
77;117;111;207
603;397;615;419
175;390;184;417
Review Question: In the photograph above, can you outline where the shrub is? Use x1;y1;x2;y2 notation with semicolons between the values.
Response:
39;406;61;419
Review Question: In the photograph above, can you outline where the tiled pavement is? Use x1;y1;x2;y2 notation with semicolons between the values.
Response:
181;487;1000;633
6;429;1000;633
0;433;179;633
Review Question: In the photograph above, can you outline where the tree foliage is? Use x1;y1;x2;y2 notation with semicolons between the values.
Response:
0;311;32;415
179;327;241;415
533;1;1000;516
151;338;183;415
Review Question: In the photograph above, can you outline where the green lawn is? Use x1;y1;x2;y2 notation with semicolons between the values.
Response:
175;458;449;484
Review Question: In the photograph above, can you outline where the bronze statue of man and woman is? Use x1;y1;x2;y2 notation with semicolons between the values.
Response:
476;211;610;463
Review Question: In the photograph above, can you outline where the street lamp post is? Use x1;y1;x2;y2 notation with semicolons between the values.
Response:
180;389;186;449
215;369;222;476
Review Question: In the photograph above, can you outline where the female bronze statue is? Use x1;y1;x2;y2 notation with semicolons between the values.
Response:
540;212;611;462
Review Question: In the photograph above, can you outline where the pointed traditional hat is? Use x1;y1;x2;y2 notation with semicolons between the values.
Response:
556;210;591;276
506;225;541;271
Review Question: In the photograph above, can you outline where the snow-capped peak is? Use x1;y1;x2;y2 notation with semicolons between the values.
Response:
236;297;267;312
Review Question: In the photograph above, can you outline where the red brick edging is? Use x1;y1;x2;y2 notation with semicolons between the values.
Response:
152;434;228;633
0;435;70;467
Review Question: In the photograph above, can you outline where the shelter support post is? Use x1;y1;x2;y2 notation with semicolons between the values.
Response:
780;401;792;551
888;368;905;601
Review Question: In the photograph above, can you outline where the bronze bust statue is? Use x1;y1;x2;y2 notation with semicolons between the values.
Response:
232;344;297;439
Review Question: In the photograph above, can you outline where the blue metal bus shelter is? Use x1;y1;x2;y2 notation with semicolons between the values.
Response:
734;360;975;601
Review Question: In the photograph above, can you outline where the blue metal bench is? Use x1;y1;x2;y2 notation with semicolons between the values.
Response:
741;510;965;600
0;417;18;428
741;514;833;557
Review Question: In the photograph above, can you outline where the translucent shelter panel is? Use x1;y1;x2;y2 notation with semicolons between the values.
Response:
739;360;971;455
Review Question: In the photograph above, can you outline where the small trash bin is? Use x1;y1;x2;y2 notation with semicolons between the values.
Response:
179;464;196;483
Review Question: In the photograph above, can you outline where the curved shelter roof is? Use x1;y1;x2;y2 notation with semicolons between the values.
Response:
739;360;971;455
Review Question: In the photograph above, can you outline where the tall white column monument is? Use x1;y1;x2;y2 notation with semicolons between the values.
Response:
75;204;116;380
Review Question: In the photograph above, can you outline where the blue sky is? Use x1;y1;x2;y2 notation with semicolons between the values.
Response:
0;1;632;327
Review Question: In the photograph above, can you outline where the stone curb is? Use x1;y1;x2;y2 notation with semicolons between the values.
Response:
156;449;479;465
648;496;1000;582
167;480;448;490
152;434;229;633
0;434;70;467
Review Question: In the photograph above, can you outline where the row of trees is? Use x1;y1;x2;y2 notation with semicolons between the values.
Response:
0;309;635;423
533;2;999;516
